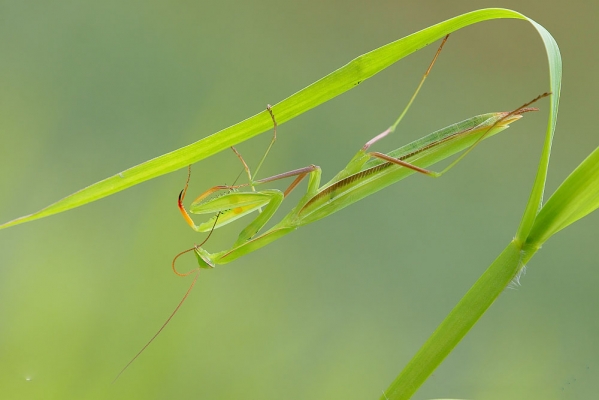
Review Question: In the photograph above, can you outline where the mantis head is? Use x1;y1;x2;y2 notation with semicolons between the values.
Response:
193;245;215;269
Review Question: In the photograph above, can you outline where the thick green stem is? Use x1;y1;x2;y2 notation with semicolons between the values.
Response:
381;241;527;400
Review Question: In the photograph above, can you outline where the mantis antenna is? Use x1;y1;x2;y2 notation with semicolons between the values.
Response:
113;195;221;382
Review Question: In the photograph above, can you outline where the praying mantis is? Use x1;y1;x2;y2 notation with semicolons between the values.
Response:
116;35;548;378
174;35;546;272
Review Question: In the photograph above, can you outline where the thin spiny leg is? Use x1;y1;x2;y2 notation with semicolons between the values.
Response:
181;165;192;202
368;151;438;177
283;173;310;197
253;105;277;179
389;34;449;133
254;165;320;197
231;146;257;193
363;34;450;151
229;104;278;203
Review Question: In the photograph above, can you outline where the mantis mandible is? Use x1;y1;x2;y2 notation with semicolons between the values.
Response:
116;35;549;378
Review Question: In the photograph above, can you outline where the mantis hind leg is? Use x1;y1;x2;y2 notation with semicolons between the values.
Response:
325;35;450;187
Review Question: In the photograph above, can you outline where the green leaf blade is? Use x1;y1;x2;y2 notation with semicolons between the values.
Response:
0;8;558;236
382;241;523;400
515;18;562;243
527;146;599;247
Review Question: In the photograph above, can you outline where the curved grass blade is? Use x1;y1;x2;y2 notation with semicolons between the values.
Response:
514;20;562;243
377;15;561;400
0;8;559;231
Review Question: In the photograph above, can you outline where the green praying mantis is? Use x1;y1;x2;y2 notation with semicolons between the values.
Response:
116;35;549;378
174;38;546;272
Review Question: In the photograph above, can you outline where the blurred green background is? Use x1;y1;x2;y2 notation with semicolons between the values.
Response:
0;1;597;399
